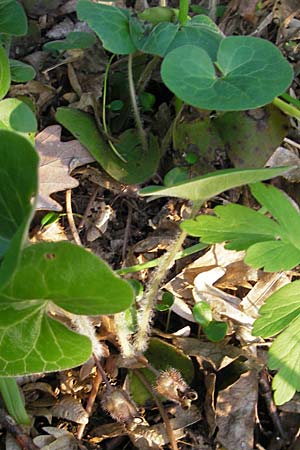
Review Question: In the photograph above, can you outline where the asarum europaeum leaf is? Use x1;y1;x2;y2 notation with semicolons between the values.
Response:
161;36;293;111
0;241;134;376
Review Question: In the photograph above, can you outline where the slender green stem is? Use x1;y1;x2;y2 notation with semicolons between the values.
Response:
102;54;127;162
133;200;203;353
137;56;160;95
128;53;148;153
0;378;30;425
273;97;300;121
116;242;207;275
178;0;189;25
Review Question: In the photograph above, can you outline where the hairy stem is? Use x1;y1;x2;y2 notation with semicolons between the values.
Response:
133;200;203;353
128;53;148;153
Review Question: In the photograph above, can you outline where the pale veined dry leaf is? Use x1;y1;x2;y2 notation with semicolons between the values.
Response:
50;395;88;424
35;125;95;211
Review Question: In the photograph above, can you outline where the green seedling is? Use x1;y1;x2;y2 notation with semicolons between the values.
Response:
193;302;228;342
181;181;300;404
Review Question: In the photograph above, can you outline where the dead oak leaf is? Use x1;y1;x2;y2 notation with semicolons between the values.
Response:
35;125;95;211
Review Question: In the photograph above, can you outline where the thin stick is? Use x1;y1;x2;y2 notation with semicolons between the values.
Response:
77;367;102;440
78;185;100;230
133;369;178;450
66;189;82;246
122;203;132;262
128;53;148;153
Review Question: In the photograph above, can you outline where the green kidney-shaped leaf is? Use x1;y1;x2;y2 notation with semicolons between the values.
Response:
9;59;36;82
77;0;136;55
139;166;290;201
253;281;300;404
0;241;133;375
193;302;212;326
43;31;96;52
0;98;37;133
0;130;38;287
56;107;161;184
0;304;93;376
165;19;222;60
0;45;10;99
203;320;227;342
0;0;27;35
3;241;133;315
161;37;293;111
129;18;178;57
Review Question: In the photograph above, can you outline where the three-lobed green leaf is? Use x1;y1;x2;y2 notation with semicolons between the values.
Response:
253;281;300;405
181;182;300;272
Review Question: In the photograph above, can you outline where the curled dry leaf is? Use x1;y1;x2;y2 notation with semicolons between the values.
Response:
35;125;95;211
50;395;89;424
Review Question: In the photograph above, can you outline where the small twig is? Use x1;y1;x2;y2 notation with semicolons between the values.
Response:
259;369;287;440
66;189;82;246
77;364;103;440
133;369;179;450
0;408;38;450
93;354;112;392
122;203;132;262
78;184;101;230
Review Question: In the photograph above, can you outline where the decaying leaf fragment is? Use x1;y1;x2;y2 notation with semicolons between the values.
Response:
36;125;95;211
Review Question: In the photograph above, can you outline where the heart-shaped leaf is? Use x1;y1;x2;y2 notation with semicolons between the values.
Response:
56;107;161;184
0;241;134;376
0;98;37;134
77;0;136;55
0;45;10;100
161;37;293;111
0;0;27;35
139;166;290;201
0;130;38;286
129;18;179;57
9;59;36;82
165;18;222;60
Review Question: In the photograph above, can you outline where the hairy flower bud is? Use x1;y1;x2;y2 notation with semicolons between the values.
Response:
101;388;140;423
155;368;197;409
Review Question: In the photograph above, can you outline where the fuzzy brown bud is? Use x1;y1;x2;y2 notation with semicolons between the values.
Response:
101;388;140;423
155;368;197;409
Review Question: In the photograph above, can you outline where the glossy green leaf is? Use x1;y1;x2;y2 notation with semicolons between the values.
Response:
215;105;289;168
9;59;36;82
203;321;227;342
182;182;300;272
139;166;290;201
129;18;179;56
156;291;174;311
0;98;37;133
0;45;10;99
56;107;161;184
165;19;222;60
77;0;136;55
161;37;293;111
0;0;27;35
0;131;38;286
253;281;300;404
0;241;133;375
129;337;194;404
193;302;212;326
43;31;96;52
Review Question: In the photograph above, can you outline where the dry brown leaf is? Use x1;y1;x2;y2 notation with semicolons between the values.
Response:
50;395;88;424
35;125;95;211
215;370;258;450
